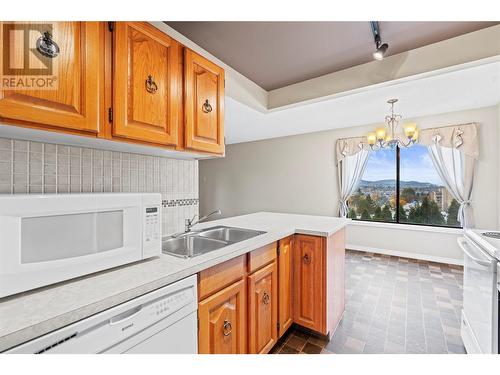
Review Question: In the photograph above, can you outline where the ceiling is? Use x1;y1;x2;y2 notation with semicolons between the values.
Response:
166;21;498;90
223;61;500;144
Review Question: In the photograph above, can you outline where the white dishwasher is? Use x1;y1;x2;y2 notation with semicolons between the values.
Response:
6;275;198;354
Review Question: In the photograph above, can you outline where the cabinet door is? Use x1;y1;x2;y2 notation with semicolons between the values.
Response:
0;22;101;134
293;234;325;333
278;236;293;337
198;279;246;354
248;261;278;354
113;22;181;146
184;49;224;154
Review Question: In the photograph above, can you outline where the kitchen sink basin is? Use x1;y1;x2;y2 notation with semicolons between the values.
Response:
162;235;227;258
197;226;266;243
162;226;266;258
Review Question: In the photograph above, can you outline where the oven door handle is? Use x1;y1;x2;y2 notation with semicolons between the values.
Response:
458;237;494;268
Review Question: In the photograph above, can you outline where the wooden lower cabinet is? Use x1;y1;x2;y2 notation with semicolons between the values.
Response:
277;236;293;337
197;232;346;353
292;231;346;338
293;234;325;333
198;278;247;354
247;261;278;354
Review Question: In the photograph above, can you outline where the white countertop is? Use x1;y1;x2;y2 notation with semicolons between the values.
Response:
0;212;349;352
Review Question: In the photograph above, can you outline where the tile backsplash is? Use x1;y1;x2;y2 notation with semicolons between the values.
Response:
0;137;199;236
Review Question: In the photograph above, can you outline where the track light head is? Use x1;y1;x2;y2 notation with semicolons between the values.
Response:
370;21;389;60
373;42;389;60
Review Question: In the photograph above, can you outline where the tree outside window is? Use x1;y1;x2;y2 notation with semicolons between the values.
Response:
347;144;461;228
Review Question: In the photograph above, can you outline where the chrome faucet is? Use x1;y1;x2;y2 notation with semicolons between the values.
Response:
185;209;221;233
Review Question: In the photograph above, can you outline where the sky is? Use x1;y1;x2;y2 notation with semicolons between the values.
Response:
362;145;443;185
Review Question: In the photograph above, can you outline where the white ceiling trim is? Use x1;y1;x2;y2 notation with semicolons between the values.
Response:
225;61;500;144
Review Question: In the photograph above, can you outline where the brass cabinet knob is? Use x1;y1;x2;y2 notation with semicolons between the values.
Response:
202;99;213;113
262;291;270;305
145;75;158;94
223;319;232;337
36;31;60;58
303;253;311;264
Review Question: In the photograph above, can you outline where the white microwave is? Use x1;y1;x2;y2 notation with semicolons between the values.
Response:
0;193;161;298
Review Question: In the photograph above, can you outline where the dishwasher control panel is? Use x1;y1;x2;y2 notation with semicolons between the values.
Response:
152;287;195;318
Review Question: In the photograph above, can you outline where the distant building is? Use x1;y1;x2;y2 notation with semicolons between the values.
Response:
430;187;453;211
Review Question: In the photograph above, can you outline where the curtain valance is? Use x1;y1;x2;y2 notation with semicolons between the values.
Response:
419;122;479;159
336;136;369;164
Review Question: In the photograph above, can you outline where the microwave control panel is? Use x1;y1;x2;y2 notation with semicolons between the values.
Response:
143;206;161;257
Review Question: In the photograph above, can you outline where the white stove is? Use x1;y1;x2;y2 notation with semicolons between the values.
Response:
460;228;499;354
465;229;500;260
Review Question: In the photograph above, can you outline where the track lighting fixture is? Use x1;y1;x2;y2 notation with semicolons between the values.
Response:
370;21;389;60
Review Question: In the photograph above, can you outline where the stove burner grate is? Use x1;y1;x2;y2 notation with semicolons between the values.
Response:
482;232;500;239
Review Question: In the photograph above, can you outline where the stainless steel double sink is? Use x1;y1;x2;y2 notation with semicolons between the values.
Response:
162;226;266;258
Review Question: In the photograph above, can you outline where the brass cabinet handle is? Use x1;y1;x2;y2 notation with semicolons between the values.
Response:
223;319;232;336
262;291;270;305
36;31;60;58
303;253;311;264
145;75;158;94
202;99;213;113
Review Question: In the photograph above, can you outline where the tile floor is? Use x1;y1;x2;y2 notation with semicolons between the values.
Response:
271;250;465;354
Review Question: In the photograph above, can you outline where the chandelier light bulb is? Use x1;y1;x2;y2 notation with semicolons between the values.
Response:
403;123;417;139
375;127;387;141
366;132;377;146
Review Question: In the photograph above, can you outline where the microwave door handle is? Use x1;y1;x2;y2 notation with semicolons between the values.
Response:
458;238;493;267
108;306;143;326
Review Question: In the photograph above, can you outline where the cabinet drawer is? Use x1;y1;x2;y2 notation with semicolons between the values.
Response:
248;242;277;273
198;255;246;300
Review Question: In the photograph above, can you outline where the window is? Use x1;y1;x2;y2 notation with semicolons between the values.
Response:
347;144;461;228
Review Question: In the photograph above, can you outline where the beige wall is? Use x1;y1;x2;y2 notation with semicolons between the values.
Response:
200;106;499;262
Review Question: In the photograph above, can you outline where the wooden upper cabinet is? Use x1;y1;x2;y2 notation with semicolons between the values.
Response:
0;22;102;134
184;49;225;154
0;22;225;156
112;22;181;146
278;236;293;337
248;262;278;354
293;234;325;333
198;279;247;354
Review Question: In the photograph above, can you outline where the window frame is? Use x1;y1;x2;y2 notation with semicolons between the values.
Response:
349;146;462;229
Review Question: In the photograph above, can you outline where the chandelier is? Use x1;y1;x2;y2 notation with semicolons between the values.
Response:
367;99;418;150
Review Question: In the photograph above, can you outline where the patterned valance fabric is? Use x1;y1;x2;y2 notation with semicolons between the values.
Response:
336;136;369;164
419;122;479;159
